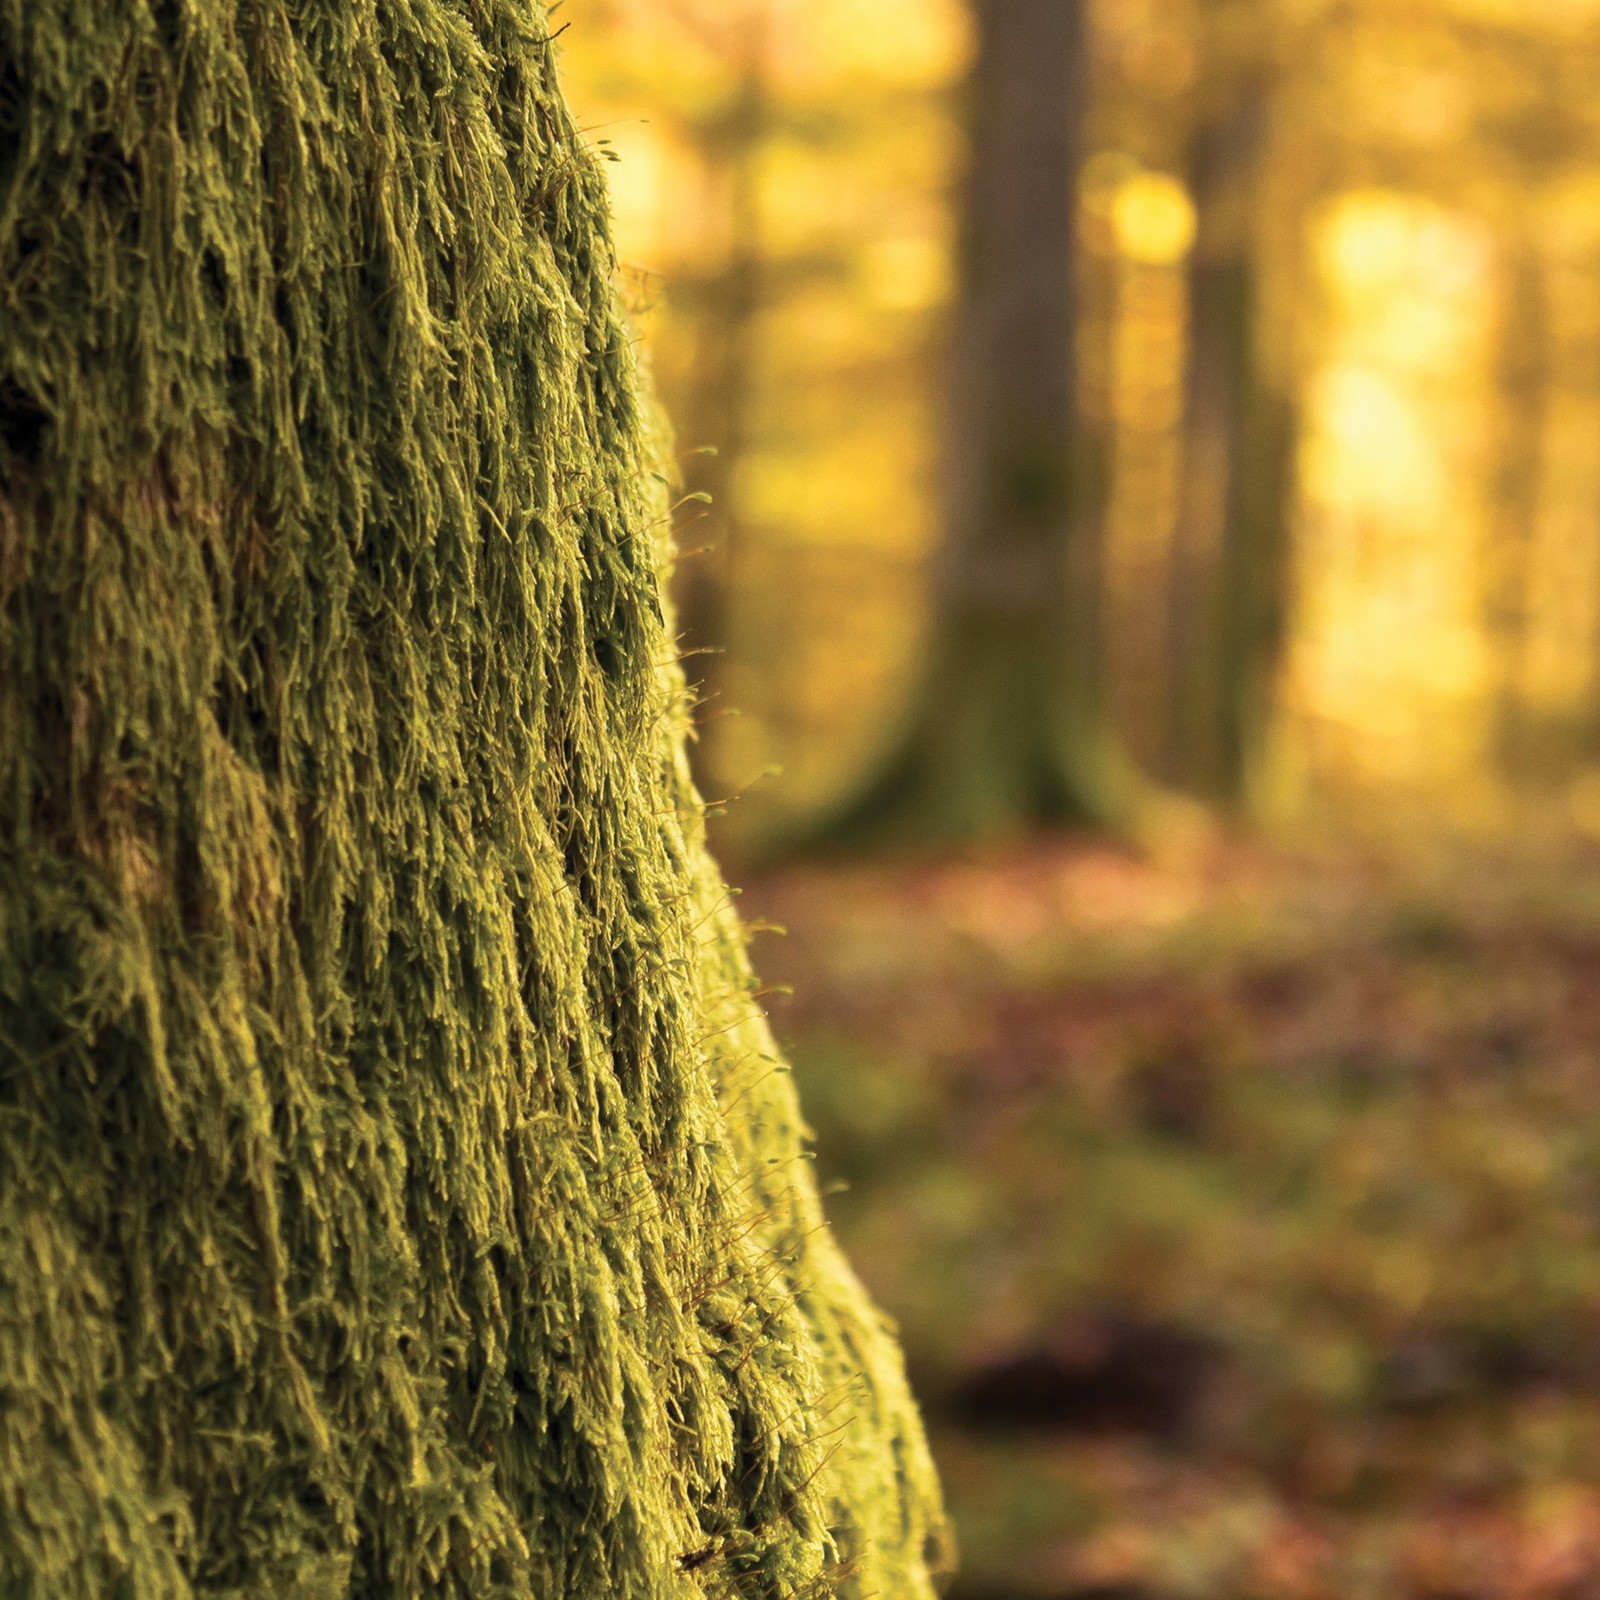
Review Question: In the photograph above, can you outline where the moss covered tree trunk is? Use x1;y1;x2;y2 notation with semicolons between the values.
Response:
815;0;1128;850
0;5;948;1597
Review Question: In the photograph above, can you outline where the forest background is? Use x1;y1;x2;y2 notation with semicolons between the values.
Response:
563;2;1600;1596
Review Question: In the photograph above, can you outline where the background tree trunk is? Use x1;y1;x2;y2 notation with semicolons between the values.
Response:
816;0;1129;849
0;5;948;1597
1165;75;1295;809
1485;231;1549;783
670;1;770;730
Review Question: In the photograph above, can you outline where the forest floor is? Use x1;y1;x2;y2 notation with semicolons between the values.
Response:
743;828;1600;1600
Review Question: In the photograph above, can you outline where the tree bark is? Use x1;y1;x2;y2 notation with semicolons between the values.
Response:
0;5;949;1596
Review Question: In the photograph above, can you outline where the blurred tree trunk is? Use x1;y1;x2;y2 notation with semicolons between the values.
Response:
1163;73;1295;810
0;4;950;1596
814;0;1128;849
1485;232;1548;782
672;3;769;734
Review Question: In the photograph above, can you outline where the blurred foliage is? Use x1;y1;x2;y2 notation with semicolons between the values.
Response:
563;0;1600;850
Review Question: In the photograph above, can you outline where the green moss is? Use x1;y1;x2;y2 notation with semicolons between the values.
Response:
0;4;948;1595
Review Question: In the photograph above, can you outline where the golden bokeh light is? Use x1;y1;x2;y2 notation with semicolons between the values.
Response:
1112;171;1199;266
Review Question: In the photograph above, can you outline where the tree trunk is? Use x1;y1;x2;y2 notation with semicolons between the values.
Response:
1164;84;1295;809
815;0;1128;849
1485;232;1548;782
0;6;948;1597
671;3;769;733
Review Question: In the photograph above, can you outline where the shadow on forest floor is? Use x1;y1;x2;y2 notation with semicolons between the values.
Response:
744;830;1600;1600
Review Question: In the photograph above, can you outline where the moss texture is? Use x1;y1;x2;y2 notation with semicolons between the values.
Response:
0;4;949;1596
